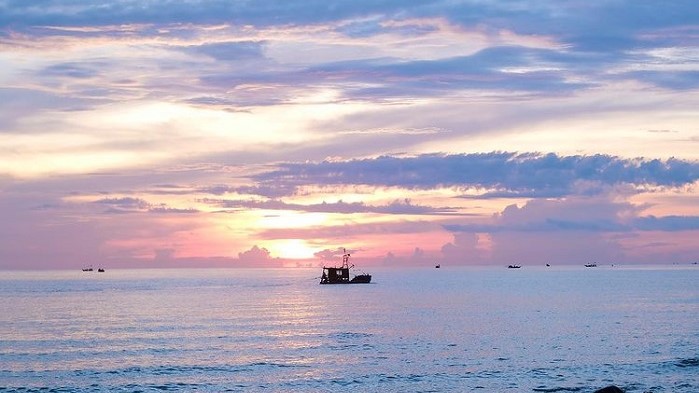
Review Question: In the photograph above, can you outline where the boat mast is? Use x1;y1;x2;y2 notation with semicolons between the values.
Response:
342;248;352;269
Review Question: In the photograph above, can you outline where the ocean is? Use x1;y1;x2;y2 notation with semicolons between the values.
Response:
1;265;697;392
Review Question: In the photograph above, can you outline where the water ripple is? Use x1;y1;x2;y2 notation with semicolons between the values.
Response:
675;358;699;368
532;387;584;392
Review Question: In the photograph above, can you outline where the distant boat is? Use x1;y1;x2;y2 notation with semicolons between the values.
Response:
508;264;521;269
546;263;551;267
97;268;105;273
320;249;371;284
81;266;93;272
584;263;597;268
435;264;441;269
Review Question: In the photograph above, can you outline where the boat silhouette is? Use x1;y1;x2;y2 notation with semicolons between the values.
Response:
320;249;371;284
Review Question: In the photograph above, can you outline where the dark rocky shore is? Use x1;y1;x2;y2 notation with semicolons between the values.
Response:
594;386;624;393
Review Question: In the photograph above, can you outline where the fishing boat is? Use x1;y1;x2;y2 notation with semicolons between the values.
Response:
81;266;93;272
320;249;371;284
508;264;521;269
584;263;597;268
97;268;105;273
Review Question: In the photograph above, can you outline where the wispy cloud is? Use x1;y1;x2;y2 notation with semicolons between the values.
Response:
94;196;198;214
203;197;459;215
633;215;699;231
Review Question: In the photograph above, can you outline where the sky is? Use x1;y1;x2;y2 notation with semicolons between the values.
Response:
1;1;699;269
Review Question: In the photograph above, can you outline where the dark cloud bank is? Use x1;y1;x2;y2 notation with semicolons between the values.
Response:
250;152;699;198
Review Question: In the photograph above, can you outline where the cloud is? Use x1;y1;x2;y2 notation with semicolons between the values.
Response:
257;220;440;240
2;1;698;269
251;152;699;197
0;1;434;30
314;246;351;261
94;196;198;214
441;232;485;264
302;46;586;100
184;41;265;61
438;193;699;264
149;207;198;214
488;230;624;265
5;1;696;113
437;196;630;264
0;88;96;131
94;197;150;209
624;70;699;90
445;196;637;233
42;62;102;79
237;245;278;266
446;196;699;235
380;246;431;266
203;197;458;215
339;126;447;135
5;1;693;40
633;215;699;231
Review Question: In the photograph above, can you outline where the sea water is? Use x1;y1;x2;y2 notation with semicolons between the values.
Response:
1;265;697;392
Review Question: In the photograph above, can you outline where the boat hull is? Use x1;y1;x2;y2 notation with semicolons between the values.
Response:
320;274;372;284
350;274;371;284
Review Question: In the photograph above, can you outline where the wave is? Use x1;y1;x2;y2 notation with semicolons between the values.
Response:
675;358;699;368
83;361;311;377
533;387;584;392
328;332;373;339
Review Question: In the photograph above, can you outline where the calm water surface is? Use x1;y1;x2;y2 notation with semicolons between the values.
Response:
1;265;697;392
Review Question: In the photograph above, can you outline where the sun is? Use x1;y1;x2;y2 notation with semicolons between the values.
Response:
265;239;318;259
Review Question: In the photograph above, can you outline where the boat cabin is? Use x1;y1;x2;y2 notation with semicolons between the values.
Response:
320;266;351;284
319;249;371;284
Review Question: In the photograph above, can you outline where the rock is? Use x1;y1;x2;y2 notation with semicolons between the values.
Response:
593;386;624;393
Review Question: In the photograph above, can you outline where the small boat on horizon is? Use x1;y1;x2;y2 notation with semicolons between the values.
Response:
435;264;441;268
584;263;598;268
508;264;521;269
320;249;371;284
97;268;105;273
81;266;93;272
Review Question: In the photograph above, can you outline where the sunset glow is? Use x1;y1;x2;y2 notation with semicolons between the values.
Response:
2;1;699;269
264;239;319;260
